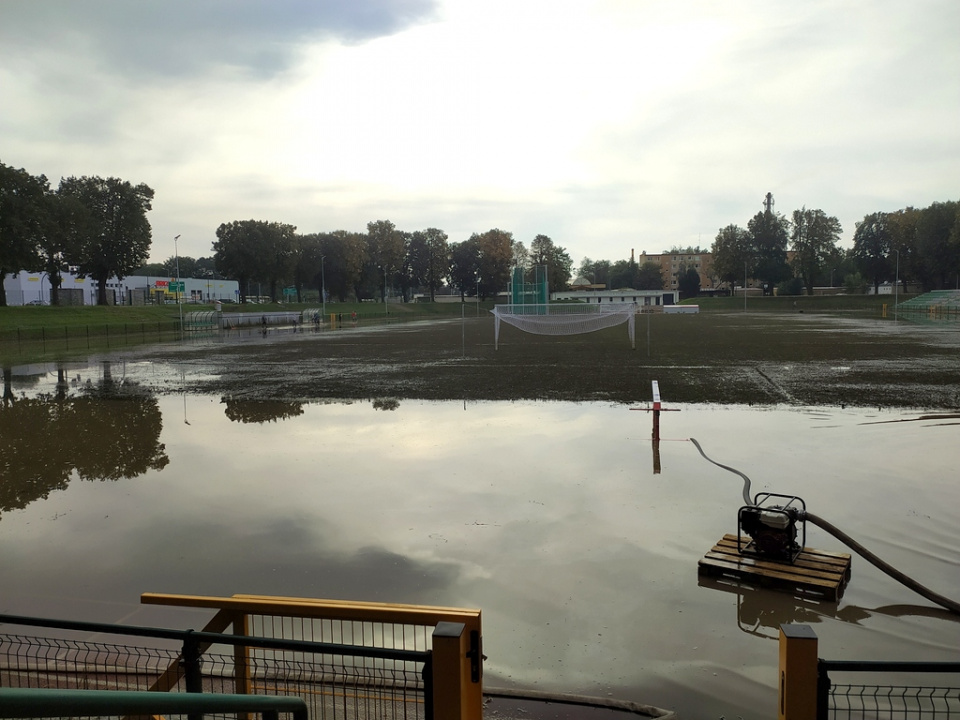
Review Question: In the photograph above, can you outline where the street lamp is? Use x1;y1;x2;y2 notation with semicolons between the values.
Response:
893;248;900;322
744;260;748;313
174;234;183;331
830;268;836;289
382;265;388;316
320;255;326;321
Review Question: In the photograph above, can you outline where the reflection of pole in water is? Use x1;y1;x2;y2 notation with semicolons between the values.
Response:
181;366;190;425
652;438;661;474
56;363;69;401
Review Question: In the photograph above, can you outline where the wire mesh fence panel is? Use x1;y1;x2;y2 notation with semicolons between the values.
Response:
249;616;433;653
2;632;429;720
0;634;183;692
245;653;425;720
245;616;430;720
829;684;960;720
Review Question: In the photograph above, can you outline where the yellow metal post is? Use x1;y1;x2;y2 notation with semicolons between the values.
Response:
432;622;481;720
778;624;819;720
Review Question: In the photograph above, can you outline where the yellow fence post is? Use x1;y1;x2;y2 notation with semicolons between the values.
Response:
432;621;481;720
778;624;818;720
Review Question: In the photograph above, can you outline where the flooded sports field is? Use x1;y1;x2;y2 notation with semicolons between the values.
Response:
2;327;959;718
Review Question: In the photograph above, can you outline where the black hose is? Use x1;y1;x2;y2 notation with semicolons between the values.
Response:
803;511;960;616
687;438;960;616
689;437;753;506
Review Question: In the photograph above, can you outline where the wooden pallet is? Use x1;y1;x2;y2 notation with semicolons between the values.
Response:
698;534;852;601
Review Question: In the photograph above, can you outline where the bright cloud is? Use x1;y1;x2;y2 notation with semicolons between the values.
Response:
1;0;957;266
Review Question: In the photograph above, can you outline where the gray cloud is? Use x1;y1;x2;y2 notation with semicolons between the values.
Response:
0;0;438;80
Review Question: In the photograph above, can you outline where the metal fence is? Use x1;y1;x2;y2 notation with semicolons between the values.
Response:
0;321;182;357
818;660;960;720
0;614;432;720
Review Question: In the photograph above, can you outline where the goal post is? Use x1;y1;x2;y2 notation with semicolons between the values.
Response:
491;303;637;349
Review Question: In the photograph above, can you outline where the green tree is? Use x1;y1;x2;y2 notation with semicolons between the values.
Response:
214;220;273;303
37;192;89;306
852;212;892;294
475;229;514;300
886;207;920;292
408;228;450;301
366;220;406;303
324;230;366;302
152;254;200;279
194;256;218;278
292;233;325;302
790;207;842;295
677;265;700;298
259;222;297;301
710;224;752;288
914;200;960;290
577;257;611;286
844;271;868;294
57;176;155;305
0;162;47;306
609;258;639;289
131;263;167;276
747;207;791;294
512;241;529;276
448;236;480;300
529;234;573;294
637;261;664;290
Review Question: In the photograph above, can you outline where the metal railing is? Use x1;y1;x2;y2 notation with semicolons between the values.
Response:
818;660;960;720
778;624;960;720
0;686;308;720
0;612;435;720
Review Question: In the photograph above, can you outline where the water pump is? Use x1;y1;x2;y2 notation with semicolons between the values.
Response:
737;493;806;564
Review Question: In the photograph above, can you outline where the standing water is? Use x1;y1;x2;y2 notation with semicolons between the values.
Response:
1;362;958;718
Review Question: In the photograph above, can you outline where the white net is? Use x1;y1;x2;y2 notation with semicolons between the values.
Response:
491;303;637;349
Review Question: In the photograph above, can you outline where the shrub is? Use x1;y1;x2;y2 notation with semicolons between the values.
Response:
776;277;805;296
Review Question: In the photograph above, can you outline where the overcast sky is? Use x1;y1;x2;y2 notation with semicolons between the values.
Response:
2;0;958;267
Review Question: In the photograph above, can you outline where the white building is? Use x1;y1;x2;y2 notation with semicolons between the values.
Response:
2;271;239;306
551;288;677;307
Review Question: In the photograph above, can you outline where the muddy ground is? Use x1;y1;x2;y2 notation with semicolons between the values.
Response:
124;311;960;409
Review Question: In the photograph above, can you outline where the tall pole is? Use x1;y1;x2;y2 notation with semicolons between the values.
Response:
744;260;748;313
894;249;900;322
383;265;388;316
174;234;183;332
321;255;326;320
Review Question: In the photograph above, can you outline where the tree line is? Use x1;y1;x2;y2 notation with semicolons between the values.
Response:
711;194;960;296
175;220;574;304
0;160;154;306
1;160;576;306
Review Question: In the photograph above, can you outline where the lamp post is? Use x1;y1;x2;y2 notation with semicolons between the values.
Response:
893;248;900;322
382;265;388;316
830;268;836;289
476;276;480;317
744;260;748;313
320;255;326;321
174;234;183;331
